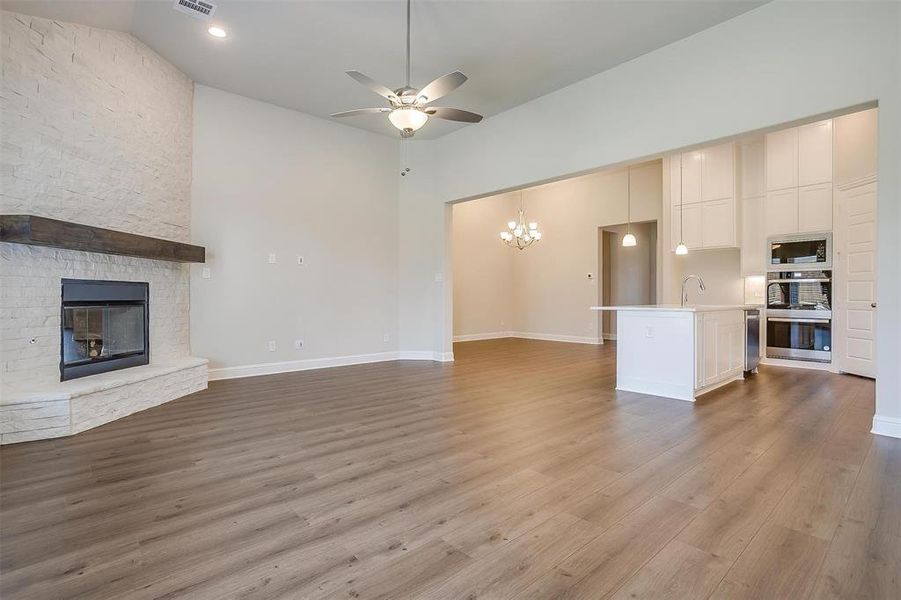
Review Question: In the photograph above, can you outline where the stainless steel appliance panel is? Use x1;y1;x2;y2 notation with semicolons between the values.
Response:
766;316;832;363
766;270;832;312
745;309;760;373
767;233;832;271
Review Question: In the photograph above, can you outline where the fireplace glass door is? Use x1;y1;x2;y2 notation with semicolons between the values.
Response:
62;305;146;365
61;280;149;380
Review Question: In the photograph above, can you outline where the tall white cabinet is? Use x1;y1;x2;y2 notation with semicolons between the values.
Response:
670;143;738;251
764;119;833;236
739;137;766;275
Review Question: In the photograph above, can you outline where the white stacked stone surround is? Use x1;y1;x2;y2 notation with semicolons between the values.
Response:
0;12;206;443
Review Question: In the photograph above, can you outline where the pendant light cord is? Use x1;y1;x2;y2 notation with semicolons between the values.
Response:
679;154;684;242
626;166;632;231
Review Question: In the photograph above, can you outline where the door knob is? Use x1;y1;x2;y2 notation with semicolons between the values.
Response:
870;303;877;308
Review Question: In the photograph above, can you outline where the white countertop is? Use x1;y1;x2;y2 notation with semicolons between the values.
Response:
590;304;762;313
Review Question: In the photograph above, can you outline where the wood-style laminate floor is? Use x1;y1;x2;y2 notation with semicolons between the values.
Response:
1;338;898;599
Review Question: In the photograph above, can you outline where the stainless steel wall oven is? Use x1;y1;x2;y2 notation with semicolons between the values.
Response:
765;270;832;363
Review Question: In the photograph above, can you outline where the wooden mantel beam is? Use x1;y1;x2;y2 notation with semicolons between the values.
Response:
0;215;205;263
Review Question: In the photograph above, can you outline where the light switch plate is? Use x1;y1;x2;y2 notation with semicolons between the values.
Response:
201;267;211;279
268;253;277;264
268;340;277;351
297;256;304;265
294;340;303;350
383;333;390;342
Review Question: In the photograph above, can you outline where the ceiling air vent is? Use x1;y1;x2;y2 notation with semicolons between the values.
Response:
172;0;217;20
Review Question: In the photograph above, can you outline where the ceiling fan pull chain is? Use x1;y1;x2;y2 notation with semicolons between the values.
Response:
400;136;411;176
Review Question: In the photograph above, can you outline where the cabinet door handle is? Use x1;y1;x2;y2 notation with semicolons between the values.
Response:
871;303;877;308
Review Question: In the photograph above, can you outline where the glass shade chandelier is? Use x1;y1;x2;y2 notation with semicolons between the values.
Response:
499;191;542;250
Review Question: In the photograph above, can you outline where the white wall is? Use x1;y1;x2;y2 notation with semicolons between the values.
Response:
451;193;516;339
452;161;661;343
398;1;901;433
190;85;400;377
0;11;194;387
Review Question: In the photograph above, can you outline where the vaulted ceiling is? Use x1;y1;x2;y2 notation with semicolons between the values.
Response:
2;0;767;138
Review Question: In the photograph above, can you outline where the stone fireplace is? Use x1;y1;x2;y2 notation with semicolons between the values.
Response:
0;12;208;444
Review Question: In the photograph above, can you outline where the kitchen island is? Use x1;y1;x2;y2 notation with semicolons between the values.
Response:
591;305;759;401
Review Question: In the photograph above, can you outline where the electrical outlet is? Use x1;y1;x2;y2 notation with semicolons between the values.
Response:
201;267;211;279
294;340;304;350
383;333;390;342
297;255;304;265
268;340;277;352
268;253;277;264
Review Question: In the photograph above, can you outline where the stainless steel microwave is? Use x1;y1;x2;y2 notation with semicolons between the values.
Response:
767;233;832;271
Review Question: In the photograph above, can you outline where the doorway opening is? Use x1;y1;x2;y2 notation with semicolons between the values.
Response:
598;222;658;341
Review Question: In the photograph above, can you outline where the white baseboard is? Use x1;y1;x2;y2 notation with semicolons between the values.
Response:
510;331;602;345
208;350;452;381
871;414;901;439
453;331;602;345
397;350;455;362
453;332;512;342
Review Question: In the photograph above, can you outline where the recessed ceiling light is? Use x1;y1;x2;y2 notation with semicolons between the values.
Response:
208;26;227;38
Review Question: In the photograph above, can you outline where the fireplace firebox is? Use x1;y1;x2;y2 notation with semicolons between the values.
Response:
61;279;149;381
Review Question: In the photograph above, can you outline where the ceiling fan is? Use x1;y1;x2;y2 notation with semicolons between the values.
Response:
331;0;483;137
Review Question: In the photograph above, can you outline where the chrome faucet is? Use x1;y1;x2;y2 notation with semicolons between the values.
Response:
681;274;706;306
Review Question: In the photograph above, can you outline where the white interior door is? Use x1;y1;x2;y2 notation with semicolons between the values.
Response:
835;183;877;377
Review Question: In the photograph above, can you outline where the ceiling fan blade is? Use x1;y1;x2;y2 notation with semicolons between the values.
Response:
417;71;467;104
425;107;483;123
331;108;391;118
345;71;397;101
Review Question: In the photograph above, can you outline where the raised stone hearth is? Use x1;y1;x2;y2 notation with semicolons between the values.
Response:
0;357;207;444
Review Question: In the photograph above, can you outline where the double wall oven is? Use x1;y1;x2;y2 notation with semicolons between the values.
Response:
765;234;833;363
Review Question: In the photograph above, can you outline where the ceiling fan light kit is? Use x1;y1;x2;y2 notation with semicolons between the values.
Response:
331;0;483;138
388;107;428;132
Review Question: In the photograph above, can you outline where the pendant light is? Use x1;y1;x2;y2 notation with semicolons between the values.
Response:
622;165;637;247
675;154;689;255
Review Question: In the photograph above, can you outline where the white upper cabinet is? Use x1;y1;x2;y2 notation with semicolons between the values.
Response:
834;108;878;188
669;143;737;251
798;183;833;232
763;120;834;237
672;202;703;250
765;188;799;236
798;120;833;186
740;137;766;199
766;128;798;191
671;151;702;206
701;143;735;202
701;199;736;248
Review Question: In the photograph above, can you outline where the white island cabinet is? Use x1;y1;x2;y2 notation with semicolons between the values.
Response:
591;305;756;402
